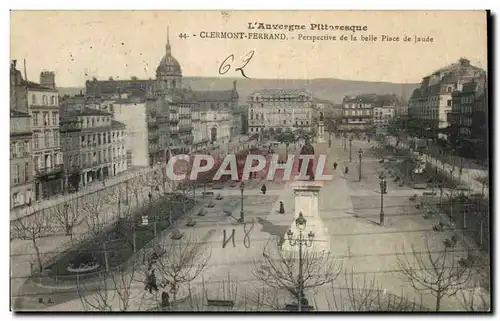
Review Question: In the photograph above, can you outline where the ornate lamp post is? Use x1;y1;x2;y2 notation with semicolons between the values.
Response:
239;182;245;223
379;173;387;226
286;212;314;312
348;136;353;162
358;149;363;182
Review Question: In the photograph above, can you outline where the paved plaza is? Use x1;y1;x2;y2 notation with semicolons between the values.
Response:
11;139;485;311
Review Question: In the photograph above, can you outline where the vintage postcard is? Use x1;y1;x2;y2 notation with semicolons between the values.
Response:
9;10;489;312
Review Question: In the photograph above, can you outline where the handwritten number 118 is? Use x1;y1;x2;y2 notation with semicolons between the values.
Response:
219;50;254;79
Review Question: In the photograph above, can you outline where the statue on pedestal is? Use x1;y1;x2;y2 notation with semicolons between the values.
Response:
299;138;315;180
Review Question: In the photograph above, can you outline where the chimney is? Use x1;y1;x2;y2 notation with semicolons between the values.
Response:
40;71;56;89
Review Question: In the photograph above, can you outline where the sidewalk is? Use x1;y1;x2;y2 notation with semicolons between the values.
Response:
10;166;158;221
384;136;489;196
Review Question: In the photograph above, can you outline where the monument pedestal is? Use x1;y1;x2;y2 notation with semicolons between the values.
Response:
281;181;330;253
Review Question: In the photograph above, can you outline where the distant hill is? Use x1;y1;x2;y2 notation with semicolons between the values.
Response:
58;77;419;104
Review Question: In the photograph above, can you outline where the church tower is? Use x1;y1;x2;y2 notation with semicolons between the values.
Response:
156;27;182;90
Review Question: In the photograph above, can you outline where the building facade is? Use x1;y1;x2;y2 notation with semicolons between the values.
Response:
373;94;400;127
449;80;488;160
338;94;376;134
10;110;34;209
27;74;64;200
60;96;128;191
247;89;313;135
408;58;486;139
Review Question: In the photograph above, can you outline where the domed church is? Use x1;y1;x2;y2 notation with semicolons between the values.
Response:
155;27;182;91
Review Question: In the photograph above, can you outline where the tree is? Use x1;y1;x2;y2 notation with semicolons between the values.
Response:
50;195;82;242
475;175;489;197
77;261;143;311
11;208;53;273
458;274;490;312
326;269;425;311
81;191;109;237
127;175;147;208
147;234;211;302
396;238;472;311
105;183;132;220
253;238;342;309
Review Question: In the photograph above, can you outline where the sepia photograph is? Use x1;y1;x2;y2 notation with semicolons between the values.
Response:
8;10;490;312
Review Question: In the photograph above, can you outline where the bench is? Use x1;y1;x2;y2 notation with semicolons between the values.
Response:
202;192;214;196
206;299;235;307
284;304;314;311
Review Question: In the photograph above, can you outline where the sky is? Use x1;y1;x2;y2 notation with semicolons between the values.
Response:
10;11;488;87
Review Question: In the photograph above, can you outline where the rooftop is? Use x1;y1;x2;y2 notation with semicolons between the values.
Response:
250;88;311;97
24;81;57;92
67;107;113;117
111;119;127;129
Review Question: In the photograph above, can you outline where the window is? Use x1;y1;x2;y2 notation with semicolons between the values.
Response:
284;120;287;124
53;131;58;147
52;112;58;126
43;95;48;106
18;141;24;156
51;96;56;105
43;112;49;126
33;134;39;149
12;164;19;184
24;162;29;182
32;94;37;105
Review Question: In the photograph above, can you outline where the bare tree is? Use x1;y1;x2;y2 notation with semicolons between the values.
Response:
147;234;211;302
253;238;342;309
475;175;489;197
127;175;147;208
396;238;472;311
77;260;144;311
105;183;132;220
459;278;490;311
326;270;425;311
11;208;53;273
50;196;82;242
81;191;108;237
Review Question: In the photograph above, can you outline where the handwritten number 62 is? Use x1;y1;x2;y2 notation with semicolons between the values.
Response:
219;50;254;79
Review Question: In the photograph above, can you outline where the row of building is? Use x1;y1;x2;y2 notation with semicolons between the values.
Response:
407;57;487;160
9;32;242;209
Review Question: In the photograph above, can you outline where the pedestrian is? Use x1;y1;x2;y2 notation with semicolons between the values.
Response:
344;166;349;175
279;201;285;214
161;291;170;309
261;184;267;195
333;162;338;170
150;270;158;293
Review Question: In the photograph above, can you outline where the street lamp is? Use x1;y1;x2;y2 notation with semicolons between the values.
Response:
348;137;353;162
358;149;363;182
63;203;70;236
239;182;245;223
286;212;314;312
379;173;387;226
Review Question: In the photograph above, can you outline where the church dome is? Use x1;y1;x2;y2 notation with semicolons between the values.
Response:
156;31;182;77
